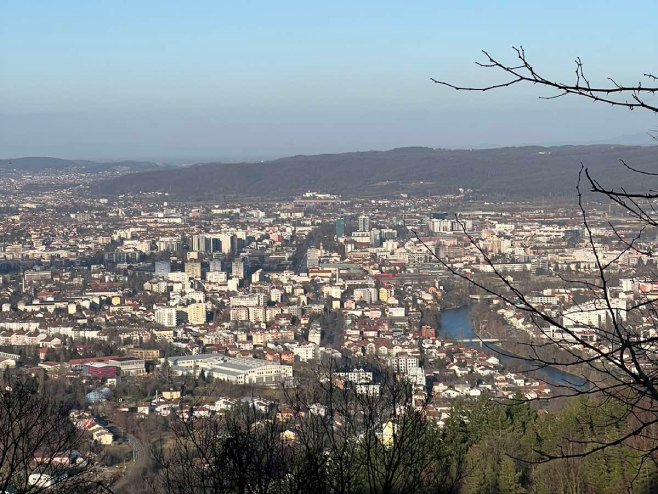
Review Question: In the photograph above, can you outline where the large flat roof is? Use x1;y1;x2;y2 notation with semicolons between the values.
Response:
169;353;279;372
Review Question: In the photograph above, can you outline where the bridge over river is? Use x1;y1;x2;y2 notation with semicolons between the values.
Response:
452;338;501;346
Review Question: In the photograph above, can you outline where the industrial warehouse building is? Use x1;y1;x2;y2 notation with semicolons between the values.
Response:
165;353;292;385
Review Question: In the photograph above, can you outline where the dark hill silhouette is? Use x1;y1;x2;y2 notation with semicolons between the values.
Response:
95;145;657;198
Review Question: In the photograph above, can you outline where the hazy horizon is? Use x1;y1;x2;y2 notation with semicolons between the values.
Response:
1;131;657;165
2;1;656;161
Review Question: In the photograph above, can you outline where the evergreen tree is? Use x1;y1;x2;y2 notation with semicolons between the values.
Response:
498;456;524;494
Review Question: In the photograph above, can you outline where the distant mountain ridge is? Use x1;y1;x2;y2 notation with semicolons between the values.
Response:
0;157;164;173
91;145;658;199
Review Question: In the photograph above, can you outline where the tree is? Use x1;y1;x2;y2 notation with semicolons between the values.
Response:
153;404;293;494
153;361;466;494
425;47;658;463
431;46;658;113
0;372;111;493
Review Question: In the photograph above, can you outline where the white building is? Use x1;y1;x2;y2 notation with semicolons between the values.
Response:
391;356;419;374
290;342;317;362
167;354;292;385
335;368;373;384
308;324;322;346
155;307;177;327
562;298;627;329
107;357;146;376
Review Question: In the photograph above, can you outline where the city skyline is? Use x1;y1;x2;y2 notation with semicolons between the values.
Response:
3;3;658;492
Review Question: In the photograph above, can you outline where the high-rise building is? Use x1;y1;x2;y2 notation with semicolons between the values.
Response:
232;236;241;255
370;229;381;248
335;216;345;237
209;259;222;272
154;260;171;277
219;233;234;255
155;307;177;327
208;236;222;253
358;214;370;232
185;262;202;279
232;258;245;279
429;219;452;233
306;248;321;268
270;288;283;303
186;303;207;325
156;237;182;253
192;234;209;253
251;268;264;283
308;322;322;346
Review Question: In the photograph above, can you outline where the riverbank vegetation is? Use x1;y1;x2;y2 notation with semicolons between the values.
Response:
468;301;597;384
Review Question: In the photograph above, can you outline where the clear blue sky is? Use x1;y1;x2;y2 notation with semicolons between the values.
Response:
1;1;657;161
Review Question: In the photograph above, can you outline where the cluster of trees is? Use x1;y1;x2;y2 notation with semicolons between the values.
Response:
2;364;657;494
0;372;110;494
1;48;657;494
100;144;658;199
420;46;658;468
147;366;657;494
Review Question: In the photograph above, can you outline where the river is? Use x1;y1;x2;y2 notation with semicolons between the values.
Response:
440;306;588;389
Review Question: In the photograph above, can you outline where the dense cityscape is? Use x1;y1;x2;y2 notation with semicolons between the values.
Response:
3;2;658;493
0;161;656;492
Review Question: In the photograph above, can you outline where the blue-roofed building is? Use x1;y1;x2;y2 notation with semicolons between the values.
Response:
86;387;112;403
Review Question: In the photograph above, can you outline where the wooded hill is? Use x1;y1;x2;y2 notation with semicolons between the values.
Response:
89;144;657;198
